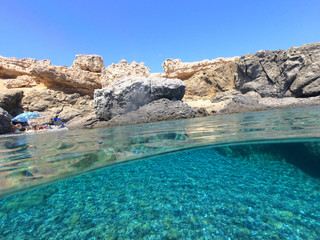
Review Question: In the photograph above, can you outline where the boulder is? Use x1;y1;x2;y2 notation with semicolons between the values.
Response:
94;77;186;120
0;89;24;116
71;54;104;72
237;42;320;97
162;57;239;79
0;107;12;134
97;98;196;127
101;60;150;87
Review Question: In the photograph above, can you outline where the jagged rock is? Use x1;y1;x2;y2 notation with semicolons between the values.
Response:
0;107;12;134
98;98;196;127
21;89;98;128
237;42;320;97
183;61;237;100
94;77;186;120
4;75;39;88
162;57;239;79
101;60;150;87
71;55;104;72
30;64;102;96
0;89;24;116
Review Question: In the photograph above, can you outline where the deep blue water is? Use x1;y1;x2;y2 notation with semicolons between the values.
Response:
0;106;320;239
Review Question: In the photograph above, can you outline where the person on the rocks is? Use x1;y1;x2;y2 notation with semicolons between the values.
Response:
10;121;31;133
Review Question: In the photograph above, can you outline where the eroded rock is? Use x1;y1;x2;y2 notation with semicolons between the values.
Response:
101;60;150;87
4;75;39;88
162;57;239;79
71;55;104;72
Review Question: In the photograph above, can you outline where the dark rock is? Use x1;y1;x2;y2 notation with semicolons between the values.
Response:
0;107;13;134
0;90;23;116
236;42;320;97
100;98;196;127
94;77;186;120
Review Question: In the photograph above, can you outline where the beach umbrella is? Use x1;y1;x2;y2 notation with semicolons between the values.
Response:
11;112;40;122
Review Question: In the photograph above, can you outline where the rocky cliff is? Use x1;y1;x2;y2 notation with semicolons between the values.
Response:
1;42;320;134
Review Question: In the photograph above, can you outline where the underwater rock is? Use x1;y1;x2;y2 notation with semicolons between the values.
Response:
94;77;186;120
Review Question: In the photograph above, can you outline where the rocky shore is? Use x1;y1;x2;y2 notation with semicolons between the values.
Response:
1;42;320;134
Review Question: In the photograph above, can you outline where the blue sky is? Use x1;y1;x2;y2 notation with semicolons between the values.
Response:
1;0;319;72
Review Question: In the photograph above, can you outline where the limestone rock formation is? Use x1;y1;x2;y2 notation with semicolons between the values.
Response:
101;60;150;87
71;55;104;72
4;75;39;88
22;89;99;129
94;77;186;120
162;57;239;79
183;61;237;100
99;98;196;127
237;42;320;97
0;55;103;96
30;64;102;96
0;107;12;134
0;56;51;78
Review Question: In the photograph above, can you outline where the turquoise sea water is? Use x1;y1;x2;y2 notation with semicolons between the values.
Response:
0;106;320;239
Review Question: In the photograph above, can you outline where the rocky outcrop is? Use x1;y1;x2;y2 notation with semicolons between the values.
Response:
21;89;99;129
97;98;196;127
0;56;51;78
0;107;12;134
237;42;320;97
0;55;103;96
101;60;150;87
94;77;186;120
71;55;104;72
162;57;239;80
30;64;102;96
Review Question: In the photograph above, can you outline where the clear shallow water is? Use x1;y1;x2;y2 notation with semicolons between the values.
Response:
0;106;319;239
1;106;319;197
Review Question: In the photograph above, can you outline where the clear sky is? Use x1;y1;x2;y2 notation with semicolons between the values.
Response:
1;0;319;72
